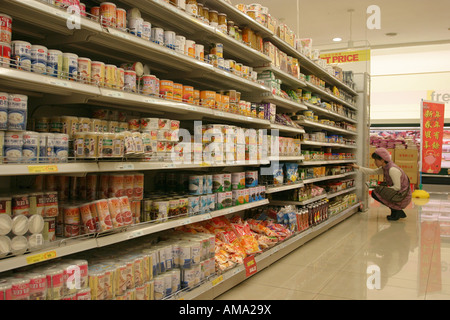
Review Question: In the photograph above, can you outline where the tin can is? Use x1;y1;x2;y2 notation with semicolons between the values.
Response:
185;40;195;57
182;86;194;104
10;214;28;237
53;133;69;162
210;43;223;58
77;57;91;84
10;277;30;300
116;8;127;30
164;30;176;50
117;196;132;225
4;131;23;163
100;2;116;28
175;35;186;54
107;197;124;228
88;270;105;300
30;45;47;74
0;14;12;44
62;52;78;81
116;67;124;90
141;74;158;96
44;191;58;217
90;199;112;231
195;44;204;61
105;64;117;88
173;83;183;102
47;49;63;78
22;131;39;163
151;27;164;45
90;6;100;21
11;40;31;71
142;21;152;40
129;17;143;37
91;61;105;86
159;80;173;100
124;70;137;92
0;42;11;68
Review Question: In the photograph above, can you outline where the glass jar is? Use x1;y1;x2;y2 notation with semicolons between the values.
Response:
202;7;210;24
218;13;227;33
197;3;203;20
227;20;235;37
186;0;198;16
209;10;218;27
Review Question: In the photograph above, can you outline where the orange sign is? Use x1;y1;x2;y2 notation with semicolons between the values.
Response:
421;101;445;173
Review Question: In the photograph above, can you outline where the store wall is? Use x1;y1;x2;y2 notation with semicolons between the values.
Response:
370;43;450;125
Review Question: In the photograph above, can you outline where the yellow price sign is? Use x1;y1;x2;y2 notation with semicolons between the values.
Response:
211;275;224;286
26;250;57;264
28;165;59;174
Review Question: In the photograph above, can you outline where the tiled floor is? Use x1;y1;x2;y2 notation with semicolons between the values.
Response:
215;188;450;300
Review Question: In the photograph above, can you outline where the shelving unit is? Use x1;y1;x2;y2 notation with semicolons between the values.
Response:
0;0;366;300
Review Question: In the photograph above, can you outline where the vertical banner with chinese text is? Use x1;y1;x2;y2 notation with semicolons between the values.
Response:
421;100;445;173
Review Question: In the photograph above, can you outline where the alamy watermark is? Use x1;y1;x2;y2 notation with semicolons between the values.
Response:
367;265;381;290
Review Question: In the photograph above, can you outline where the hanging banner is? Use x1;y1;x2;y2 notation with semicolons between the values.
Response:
320;49;370;64
421;100;445;173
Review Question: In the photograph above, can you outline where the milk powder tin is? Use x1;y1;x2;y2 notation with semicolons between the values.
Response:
62;52;78;81
129;17;143;37
124;70;137;92
116;8;127;31
151;27;164;45
0;14;12;44
142;21;152;40
22;131;38;163
164;30;176;50
30;45;47;74
105;64;117;88
11;40;31;71
0;42;11;68
175;35;186;54
47;49;63;78
91;61;105;86
4;131;23;163
100;2;116;28
77;57;91;84
0;92;8;130
7;94;27;131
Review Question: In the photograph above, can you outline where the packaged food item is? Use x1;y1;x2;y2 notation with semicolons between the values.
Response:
284;163;299;184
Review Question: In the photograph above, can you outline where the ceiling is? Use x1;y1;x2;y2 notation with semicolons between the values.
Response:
235;0;450;51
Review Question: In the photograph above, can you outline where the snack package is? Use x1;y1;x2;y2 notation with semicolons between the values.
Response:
284;163;299;184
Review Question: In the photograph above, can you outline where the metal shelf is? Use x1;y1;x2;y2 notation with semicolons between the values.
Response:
295;119;358;136
0;199;269;272
180;203;360;300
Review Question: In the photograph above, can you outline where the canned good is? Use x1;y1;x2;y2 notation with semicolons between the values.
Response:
116;67;124;90
182;86;194;104
124;70;137;92
185;40;195;57
159;80;173;100
7;94;27;131
0;42;11;68
141;74;158;96
151;27;164;45
142;21;152;40
11;40;31;71
62;52;78;81
195;44;204;61
116;8;127;31
175;35;186;54
47;49;63;78
77;57;91;84
91;61;105;86
10;277;30;300
129;17;143;37
22;131;39;163
105;64;117;88
107;197;124;228
4;131;23;163
30;45;47;74
11;214;28;236
100;2;117;28
44;191;58;217
0;14;12;44
164;30;176;50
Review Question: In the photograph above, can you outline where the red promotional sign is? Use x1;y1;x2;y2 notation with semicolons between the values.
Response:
421;101;445;173
244;256;257;277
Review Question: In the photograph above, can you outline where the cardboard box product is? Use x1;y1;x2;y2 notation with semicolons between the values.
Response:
394;148;418;162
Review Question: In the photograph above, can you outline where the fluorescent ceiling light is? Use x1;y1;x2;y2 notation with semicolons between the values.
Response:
333;37;343;42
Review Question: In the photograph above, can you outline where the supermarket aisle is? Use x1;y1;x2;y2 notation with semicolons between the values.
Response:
215;191;450;300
